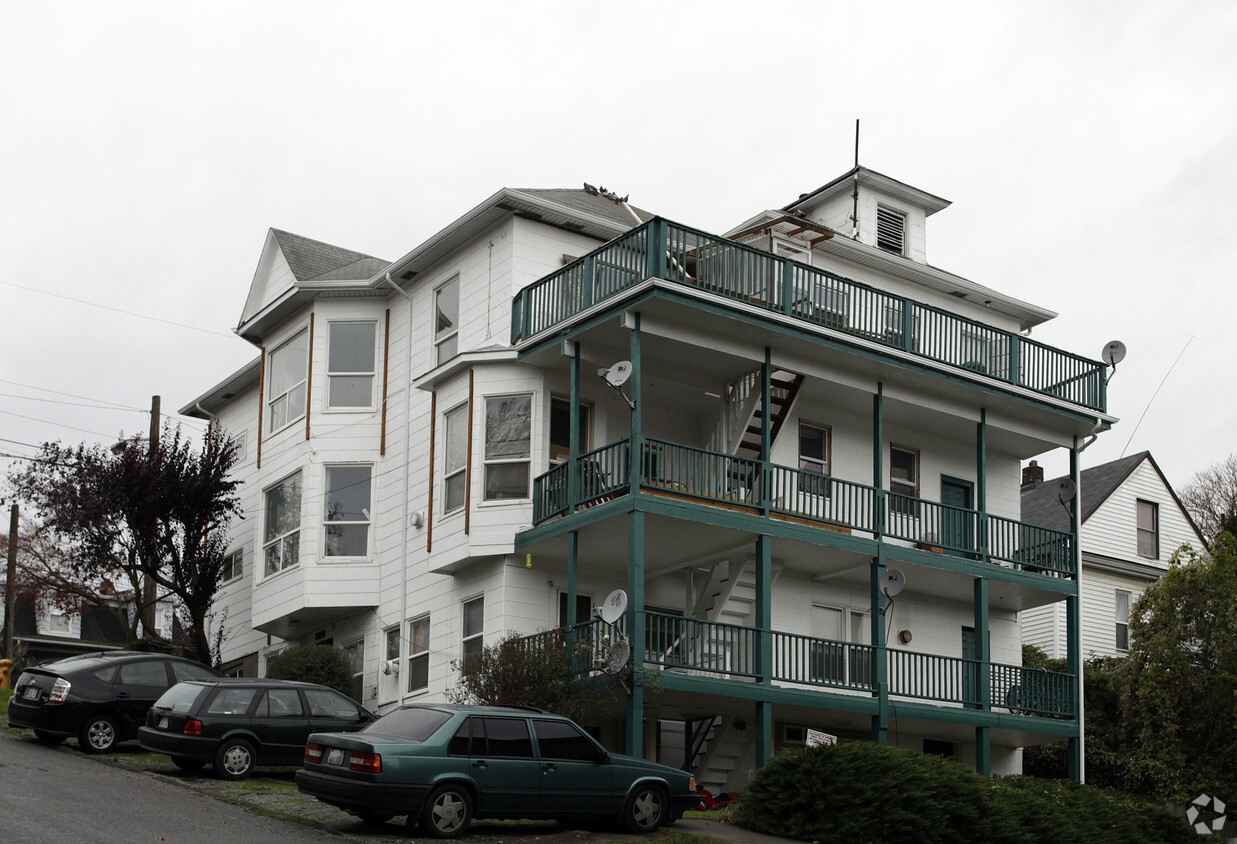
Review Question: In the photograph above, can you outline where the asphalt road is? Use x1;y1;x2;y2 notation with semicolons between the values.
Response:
0;728;345;843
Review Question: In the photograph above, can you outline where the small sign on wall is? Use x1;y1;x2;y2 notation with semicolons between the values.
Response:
806;729;837;747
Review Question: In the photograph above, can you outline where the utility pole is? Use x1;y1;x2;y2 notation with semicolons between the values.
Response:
142;395;160;639
5;503;17;661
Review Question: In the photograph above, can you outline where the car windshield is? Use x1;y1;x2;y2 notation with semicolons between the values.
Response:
154;683;208;714
362;708;452;741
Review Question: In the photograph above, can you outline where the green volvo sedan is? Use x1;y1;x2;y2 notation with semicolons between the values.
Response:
295;703;698;838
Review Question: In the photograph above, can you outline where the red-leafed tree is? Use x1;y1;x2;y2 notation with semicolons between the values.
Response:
7;424;240;665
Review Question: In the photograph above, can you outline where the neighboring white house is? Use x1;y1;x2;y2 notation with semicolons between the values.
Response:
184;169;1115;790
1020;452;1203;660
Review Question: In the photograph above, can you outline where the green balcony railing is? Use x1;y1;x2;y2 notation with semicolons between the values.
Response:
531;436;1076;578
511;218;1106;413
527;614;1075;720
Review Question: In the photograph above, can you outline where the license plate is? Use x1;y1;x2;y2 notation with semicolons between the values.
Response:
158;717;169;729
326;748;345;766
23;686;39;700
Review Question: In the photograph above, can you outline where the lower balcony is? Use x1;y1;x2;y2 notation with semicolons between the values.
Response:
532;437;1075;579
251;560;380;639
534;615;1076;721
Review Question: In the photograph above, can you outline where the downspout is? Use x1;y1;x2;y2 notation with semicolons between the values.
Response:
385;271;416;706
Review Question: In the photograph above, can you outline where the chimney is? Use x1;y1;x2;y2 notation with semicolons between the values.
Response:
1021;460;1044;491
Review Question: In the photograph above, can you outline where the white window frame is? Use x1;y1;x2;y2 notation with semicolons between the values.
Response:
1136;499;1159;559
434;276;460;366
44;600;74;636
1115;589;1131;651
221;548;243;583
462;596;484;662
326;321;378;410
443;403;468;514
483;394;532;501
263;471;302;577
798;421;831;497
889;444;920;517
323;464;373;558
231;431;247;463
267;329;309;434
408;615;430;694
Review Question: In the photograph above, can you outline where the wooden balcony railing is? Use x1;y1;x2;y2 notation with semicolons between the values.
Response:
512;218;1106;413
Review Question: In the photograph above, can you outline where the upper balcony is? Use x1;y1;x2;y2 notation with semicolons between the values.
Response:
511;219;1106;415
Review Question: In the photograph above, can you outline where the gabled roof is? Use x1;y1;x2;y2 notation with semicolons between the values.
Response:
1021;451;1202;542
784;166;951;216
270;230;389;283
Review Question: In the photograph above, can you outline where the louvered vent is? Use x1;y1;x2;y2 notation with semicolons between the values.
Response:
876;206;906;254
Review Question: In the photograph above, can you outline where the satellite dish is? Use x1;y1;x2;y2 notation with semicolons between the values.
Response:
882;569;906;598
599;361;633;388
1056;478;1076;505
597;589;628;625
1101;341;1127;367
597;638;631;675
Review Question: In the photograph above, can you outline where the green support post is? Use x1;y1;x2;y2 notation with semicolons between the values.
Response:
756;535;772;684
626;510;646;758
976;726;991;777
780;257;794;316
629;313;643;495
568;342;581;513
1007;333;1020;388
873;384;885;539
977;410;988;561
1068;437;1084;782
582;256;595;311
645;219;667;281
900;299;914;352
755;700;773;771
871;548;889;744
567;532;579;628
760;349;772;515
975;577;990;714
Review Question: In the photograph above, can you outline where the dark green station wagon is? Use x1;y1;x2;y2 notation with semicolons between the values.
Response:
295;703;698;838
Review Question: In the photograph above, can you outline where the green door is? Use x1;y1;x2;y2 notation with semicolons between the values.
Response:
470;717;542;814
940;476;974;554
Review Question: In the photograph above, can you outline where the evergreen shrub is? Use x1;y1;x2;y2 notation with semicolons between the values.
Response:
265;645;354;697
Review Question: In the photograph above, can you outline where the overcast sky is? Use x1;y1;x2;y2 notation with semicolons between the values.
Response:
2;1;1234;497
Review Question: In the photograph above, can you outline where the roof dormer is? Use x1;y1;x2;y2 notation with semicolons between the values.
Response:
782;166;950;264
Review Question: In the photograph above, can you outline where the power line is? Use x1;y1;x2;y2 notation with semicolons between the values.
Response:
0;279;238;339
0;408;126;440
0;379;145;411
0;392;146;412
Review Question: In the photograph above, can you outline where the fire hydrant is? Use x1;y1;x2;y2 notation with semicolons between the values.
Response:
0;659;11;690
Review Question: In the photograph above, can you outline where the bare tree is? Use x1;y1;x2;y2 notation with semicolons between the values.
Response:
1179;454;1237;544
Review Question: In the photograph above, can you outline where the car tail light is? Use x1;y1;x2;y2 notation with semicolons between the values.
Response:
304;743;323;764
348;752;382;774
184;719;203;736
48;678;71;704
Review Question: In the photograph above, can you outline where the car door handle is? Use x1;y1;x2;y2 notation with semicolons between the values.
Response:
542;764;557;774
115;692;130;699
472;760;488;769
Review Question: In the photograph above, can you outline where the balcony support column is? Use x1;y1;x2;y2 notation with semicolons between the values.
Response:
873;384;885;539
1063;440;1083;782
977;409;988;561
1068;437;1085;783
566;531;579;628
974;576;992;778
568;341;581;514
628;313;643;496
625;510;646;758
870;547;889;744
755;534;772;684
755;700;773;772
760;349;772;515
645;218;667;280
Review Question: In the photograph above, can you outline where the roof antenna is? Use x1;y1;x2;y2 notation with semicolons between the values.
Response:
851;119;861;240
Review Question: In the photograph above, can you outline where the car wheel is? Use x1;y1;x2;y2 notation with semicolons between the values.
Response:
421;784;473;839
620;783;667;834
79;715;119;753
214;737;257;780
34;730;66;746
172;755;206;772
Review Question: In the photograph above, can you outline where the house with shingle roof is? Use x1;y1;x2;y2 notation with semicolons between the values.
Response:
1020;452;1203;659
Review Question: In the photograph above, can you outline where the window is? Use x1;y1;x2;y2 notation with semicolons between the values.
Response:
324;465;372;557
558;592;592;628
549;397;591;463
876;205;907;255
1115;590;1131;651
172;662;218;682
341;639;364;702
435;277;460;366
260;688;304;717
267;330;308;432
119;661;169;687
207;688;257;715
306;688;361;719
798;422;830;496
327;322;377;408
231;431;247;463
443;403;468;513
480;717;534;758
462;596;484;662
1137;499;1159;558
263;472;302;576
408;615;430;693
221;548;243;583
46;606;71;634
534;719;604;762
484;395;531;500
889;445;920;517
810;605;845;683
